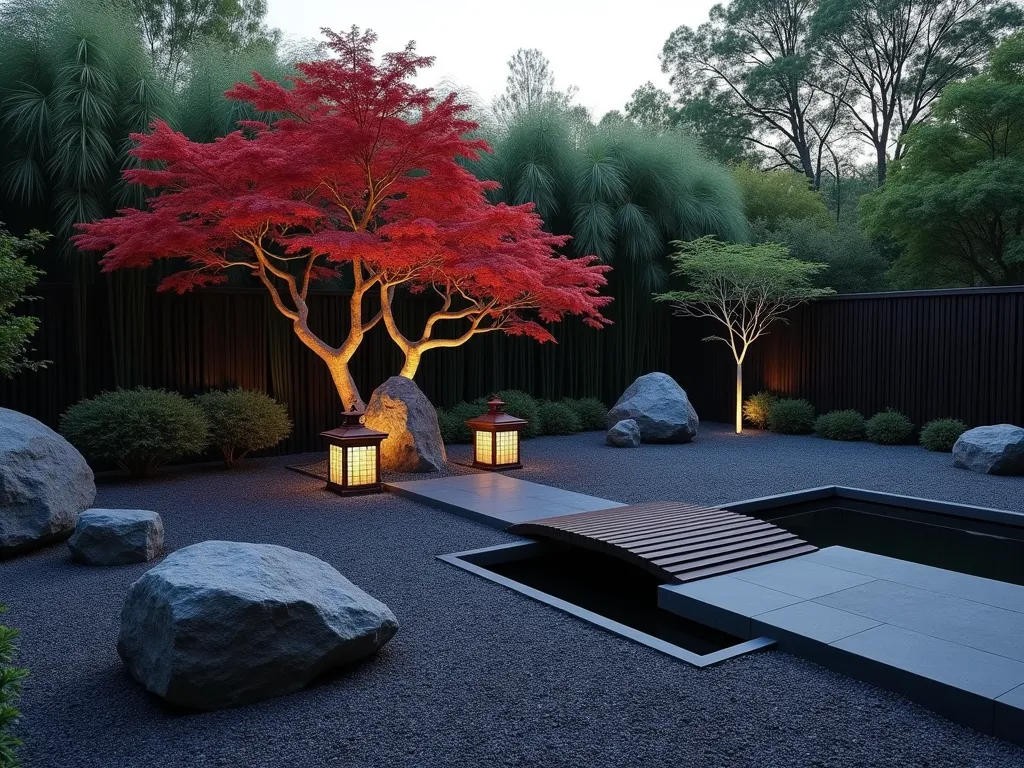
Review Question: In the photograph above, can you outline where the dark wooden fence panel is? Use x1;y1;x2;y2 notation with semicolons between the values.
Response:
2;284;1022;455
678;287;1024;430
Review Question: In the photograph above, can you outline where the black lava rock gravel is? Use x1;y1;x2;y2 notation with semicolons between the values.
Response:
2;423;1022;768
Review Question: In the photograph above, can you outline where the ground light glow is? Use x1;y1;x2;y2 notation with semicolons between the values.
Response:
466;395;528;471
321;405;388;495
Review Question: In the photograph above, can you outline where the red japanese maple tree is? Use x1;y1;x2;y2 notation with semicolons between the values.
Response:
73;27;611;407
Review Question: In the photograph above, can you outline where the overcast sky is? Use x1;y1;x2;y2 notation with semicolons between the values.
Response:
265;0;718;119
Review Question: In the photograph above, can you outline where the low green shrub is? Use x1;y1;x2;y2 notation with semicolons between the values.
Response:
436;402;486;444
920;418;969;452
743;391;777;429
814;410;866;441
492;390;540;438
562;397;608;431
60;387;209;478
767;398;816;434
538;401;582;435
195;389;292;468
435;408;458;444
865;409;915;445
0;605;29;768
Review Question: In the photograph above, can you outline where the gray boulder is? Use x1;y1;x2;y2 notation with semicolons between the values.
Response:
364;376;446;472
117;540;398;709
607;373;699;443
953;425;1024;475
68;509;164;565
606;419;641;448
0;408;96;558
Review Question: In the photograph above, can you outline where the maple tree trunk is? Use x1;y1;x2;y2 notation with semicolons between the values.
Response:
326;356;363;410
286;309;365;410
398;349;421;379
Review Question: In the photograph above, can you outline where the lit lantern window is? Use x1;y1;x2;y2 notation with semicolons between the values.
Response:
465;395;528;470
320;405;388;495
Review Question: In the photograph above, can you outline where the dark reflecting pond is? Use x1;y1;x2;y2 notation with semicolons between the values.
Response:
485;544;741;655
761;503;1024;586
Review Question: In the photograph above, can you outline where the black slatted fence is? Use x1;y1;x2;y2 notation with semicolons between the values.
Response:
2;284;1022;454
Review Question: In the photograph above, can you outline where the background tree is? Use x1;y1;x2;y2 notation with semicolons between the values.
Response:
0;228;47;379
861;32;1024;285
624;82;674;130
673;95;756;164
475;110;747;395
75;28;612;407
173;36;301;142
656;236;833;433
492;48;578;127
752;218;890;292
731;165;834;230
128;0;279;87
563;104;596;148
735;164;890;291
811;0;1024;184
662;0;847;187
598;110;627;128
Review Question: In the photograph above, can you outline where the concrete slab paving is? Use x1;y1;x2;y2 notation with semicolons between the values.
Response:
832;623;1024;699
818;579;1024;662
658;575;805;638
386;473;625;529
752;601;881;644
729;558;877;599
803;546;1024;613
659;546;1024;744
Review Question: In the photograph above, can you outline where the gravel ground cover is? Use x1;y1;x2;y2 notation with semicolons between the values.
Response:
2;422;1022;768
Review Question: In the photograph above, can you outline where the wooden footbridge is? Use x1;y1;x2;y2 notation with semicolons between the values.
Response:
509;500;817;584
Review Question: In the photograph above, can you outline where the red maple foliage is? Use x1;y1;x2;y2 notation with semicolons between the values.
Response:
74;27;611;406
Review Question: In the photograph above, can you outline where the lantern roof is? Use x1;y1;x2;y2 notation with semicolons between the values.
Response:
465;395;528;430
321;404;388;441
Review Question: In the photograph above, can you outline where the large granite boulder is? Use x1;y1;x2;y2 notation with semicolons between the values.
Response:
364;376;446;472
68;509;164;565
0;408;96;558
117;541;398;709
606;419;641;448
952;425;1024;475
607;373;699;443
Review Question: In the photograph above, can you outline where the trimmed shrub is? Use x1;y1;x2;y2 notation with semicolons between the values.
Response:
743;391;776;429
492;390;540;438
538;401;582;435
814;410;866;441
920;418;969;452
562;397;608;431
865;409;915;445
195;389;292;468
437;402;486;444
60;387;209;478
767;398;816;434
0;605;29;767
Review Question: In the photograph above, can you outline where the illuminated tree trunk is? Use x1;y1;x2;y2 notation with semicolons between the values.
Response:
326;356;362;410
288;306;365;409
380;284;494;383
399;349;421;380
735;361;743;434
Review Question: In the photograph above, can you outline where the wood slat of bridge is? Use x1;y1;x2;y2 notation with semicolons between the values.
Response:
508;501;817;584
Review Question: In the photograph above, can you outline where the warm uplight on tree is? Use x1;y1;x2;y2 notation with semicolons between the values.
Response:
73;27;610;409
321;406;387;495
466;396;528;470
656;237;833;434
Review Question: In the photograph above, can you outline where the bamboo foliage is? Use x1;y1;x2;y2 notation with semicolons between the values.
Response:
472;109;747;400
0;0;170;390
